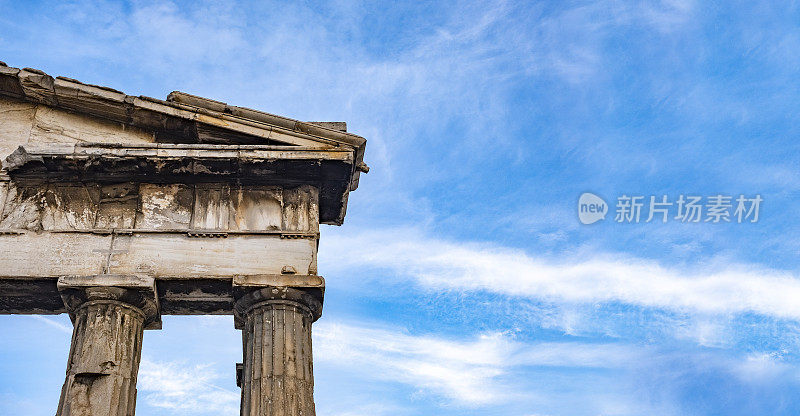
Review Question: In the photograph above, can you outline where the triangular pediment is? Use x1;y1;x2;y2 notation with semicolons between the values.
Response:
0;62;368;225
0;64;364;150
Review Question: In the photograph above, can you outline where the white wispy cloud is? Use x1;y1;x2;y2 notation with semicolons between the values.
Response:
138;358;239;415
29;315;72;334
322;228;800;320
315;320;639;406
325;402;410;416
315;320;800;413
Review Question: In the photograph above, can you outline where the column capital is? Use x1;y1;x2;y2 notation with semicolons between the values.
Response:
233;286;323;329
57;274;161;330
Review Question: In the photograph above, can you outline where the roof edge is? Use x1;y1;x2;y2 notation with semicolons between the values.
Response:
0;61;369;223
0;63;366;170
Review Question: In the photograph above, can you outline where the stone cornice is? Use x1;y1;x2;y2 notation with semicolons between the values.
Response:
0;64;366;151
0;62;369;222
4;143;353;224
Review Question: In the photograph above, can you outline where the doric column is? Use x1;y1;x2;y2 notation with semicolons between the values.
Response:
235;287;322;416
56;276;160;416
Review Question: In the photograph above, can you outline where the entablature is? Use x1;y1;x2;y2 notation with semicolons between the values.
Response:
4;142;352;224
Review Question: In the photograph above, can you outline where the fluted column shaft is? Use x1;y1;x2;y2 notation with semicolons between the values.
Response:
55;279;159;416
236;287;322;416
57;299;145;416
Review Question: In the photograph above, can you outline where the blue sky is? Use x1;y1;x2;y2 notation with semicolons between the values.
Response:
1;0;800;415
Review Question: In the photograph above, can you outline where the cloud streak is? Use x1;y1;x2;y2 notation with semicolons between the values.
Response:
29;315;72;334
138;358;239;415
314;319;800;414
323;228;800;320
315;320;640;406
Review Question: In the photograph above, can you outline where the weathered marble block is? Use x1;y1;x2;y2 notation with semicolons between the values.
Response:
0;181;319;233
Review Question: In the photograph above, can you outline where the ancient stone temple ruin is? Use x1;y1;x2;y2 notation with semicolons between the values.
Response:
0;63;368;415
